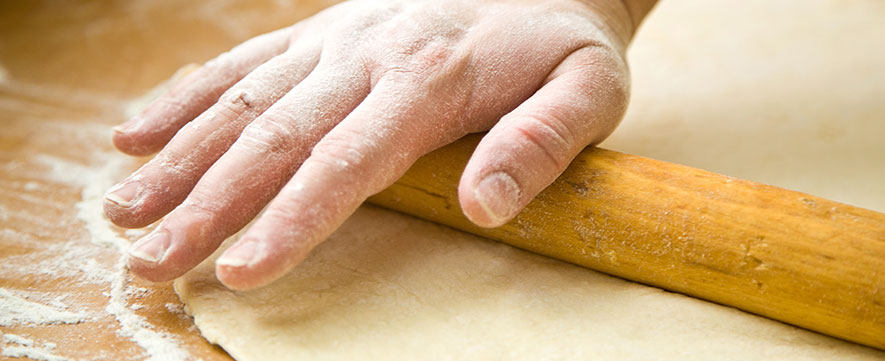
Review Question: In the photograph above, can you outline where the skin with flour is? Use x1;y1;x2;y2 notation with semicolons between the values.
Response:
103;0;658;290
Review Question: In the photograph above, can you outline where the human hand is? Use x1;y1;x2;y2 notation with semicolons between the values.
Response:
105;0;648;290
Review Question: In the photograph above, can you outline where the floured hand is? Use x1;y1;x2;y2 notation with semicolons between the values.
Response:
104;0;654;290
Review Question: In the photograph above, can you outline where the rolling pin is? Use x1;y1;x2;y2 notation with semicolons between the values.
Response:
367;133;885;350
162;64;883;348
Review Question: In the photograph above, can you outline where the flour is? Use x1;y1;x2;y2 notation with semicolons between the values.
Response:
32;154;96;188
1;333;69;361
2;346;69;361
0;289;88;326
125;228;150;239
2;102;191;360
4;333;35;346
165;303;186;315
0;240;116;284
74;151;191;361
23;181;41;191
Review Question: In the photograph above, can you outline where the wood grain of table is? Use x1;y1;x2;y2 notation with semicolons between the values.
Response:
0;1;337;359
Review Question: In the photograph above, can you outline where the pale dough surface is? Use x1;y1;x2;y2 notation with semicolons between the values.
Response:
174;0;885;360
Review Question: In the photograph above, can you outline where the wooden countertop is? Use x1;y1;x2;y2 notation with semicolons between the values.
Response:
0;1;336;359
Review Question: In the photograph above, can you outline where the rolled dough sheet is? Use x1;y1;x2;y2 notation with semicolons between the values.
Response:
176;205;883;361
174;0;885;360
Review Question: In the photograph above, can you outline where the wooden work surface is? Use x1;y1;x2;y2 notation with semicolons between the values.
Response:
0;1;336;360
1;1;884;360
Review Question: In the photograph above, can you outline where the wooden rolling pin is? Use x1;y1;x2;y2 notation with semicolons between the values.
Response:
367;133;885;350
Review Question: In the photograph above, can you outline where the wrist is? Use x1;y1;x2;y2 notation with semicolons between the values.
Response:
619;0;657;36
572;0;657;52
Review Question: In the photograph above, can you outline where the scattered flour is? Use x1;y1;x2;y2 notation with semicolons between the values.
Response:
72;152;191;361
0;229;117;284
2;346;70;361
1;74;192;360
124;228;150;239
0;288;88;326
3;136;190;360
48;296;70;310
4;333;35;346
32;154;97;189
1;333;69;361
23;181;41;191
164;303;186;315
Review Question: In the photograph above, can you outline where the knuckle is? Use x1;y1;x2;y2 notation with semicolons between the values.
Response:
507;112;576;171
326;4;397;44
378;66;422;83
512;108;576;147
593;64;630;108
239;115;296;155
262;202;300;225
153;96;187;119
376;40;465;86
216;89;256;116
574;46;631;106
179;191;220;219
575;58;631;139
310;130;368;175
202;51;231;70
310;128;417;195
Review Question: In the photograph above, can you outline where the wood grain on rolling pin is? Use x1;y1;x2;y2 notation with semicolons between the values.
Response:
367;133;885;350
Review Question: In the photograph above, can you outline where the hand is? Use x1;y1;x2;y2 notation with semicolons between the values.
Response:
105;0;644;290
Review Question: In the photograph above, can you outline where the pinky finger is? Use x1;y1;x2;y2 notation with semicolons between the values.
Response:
113;26;295;156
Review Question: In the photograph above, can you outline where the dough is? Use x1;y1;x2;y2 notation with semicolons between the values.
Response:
177;205;882;361
175;0;885;360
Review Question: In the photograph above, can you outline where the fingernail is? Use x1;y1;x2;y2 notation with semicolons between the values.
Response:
129;231;170;264
216;240;258;268
474;171;522;225
105;181;140;208
113;118;141;134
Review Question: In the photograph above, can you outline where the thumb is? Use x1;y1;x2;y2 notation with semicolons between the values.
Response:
458;46;630;227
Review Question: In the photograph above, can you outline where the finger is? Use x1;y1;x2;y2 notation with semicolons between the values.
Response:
214;75;460;290
459;46;629;228
126;62;371;282
103;39;322;229
112;26;295;156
